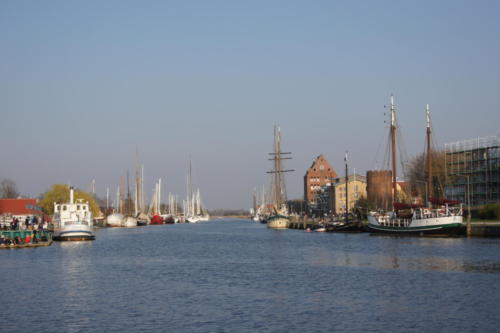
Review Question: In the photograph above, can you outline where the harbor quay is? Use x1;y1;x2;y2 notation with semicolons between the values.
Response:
285;215;500;237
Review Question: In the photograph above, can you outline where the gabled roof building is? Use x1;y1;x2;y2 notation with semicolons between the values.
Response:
304;154;337;206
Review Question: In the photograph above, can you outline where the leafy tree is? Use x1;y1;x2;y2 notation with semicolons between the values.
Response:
0;179;20;198
39;184;100;216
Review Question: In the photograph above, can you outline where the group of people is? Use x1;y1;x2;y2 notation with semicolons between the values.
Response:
0;215;49;231
0;215;50;246
0;232;48;246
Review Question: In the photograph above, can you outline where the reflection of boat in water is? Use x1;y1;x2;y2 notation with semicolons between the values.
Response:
266;126;294;230
367;97;464;236
53;187;95;241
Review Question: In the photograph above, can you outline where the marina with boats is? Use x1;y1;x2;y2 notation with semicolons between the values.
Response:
1;95;499;247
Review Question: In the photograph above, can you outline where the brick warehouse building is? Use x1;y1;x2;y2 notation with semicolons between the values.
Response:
304;154;337;207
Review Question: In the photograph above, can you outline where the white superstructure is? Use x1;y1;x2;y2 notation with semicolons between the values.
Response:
53;187;95;241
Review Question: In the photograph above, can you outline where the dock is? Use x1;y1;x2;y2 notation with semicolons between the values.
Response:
469;222;500;237
0;230;53;249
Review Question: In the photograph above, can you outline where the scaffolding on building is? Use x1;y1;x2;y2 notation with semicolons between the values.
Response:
445;135;500;206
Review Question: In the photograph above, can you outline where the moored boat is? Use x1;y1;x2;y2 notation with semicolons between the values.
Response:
367;97;464;236
106;213;124;227
266;214;289;229
53;187;95;241
266;125;294;230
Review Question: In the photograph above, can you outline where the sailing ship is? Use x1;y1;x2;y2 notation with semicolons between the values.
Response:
326;152;365;232
251;186;269;222
367;96;464;235
121;171;138;227
184;160;210;223
266;125;294;229
106;186;124;227
135;163;148;226
53;186;95;241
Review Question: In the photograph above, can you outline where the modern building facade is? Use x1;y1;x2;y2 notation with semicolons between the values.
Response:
445;135;500;206
304;154;337;206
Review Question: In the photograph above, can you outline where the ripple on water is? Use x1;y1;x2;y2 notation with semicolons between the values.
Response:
1;219;499;332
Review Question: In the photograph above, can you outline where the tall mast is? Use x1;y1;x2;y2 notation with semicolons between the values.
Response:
158;178;162;214
141;165;144;214
126;170;131;216
426;104;432;205
116;186;120;213
390;95;397;204
134;175;138;216
267;125;293;213
345;151;349;224
187;159;192;216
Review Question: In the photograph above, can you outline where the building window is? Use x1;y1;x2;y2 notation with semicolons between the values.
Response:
320;165;324;170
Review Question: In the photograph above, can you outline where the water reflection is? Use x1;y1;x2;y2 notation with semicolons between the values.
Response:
311;251;500;274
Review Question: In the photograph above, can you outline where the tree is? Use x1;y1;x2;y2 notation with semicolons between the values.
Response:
39;184;100;216
353;196;373;219
0;179;20;198
406;150;447;201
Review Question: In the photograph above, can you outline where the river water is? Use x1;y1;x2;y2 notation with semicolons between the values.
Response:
1;219;500;332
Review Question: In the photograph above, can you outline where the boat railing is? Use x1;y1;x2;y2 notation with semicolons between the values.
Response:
379;217;411;227
63;221;89;226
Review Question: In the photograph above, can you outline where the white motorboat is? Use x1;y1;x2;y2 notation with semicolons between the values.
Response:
53;187;95;241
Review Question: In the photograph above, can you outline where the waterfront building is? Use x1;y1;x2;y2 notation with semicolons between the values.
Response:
304;155;337;207
445;135;500;206
332;174;367;215
0;198;45;225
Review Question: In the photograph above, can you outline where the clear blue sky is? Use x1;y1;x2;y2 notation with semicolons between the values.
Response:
1;0;499;209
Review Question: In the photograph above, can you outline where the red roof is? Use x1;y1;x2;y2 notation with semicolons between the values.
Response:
0;199;41;215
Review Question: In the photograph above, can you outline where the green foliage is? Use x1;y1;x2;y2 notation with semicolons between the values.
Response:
478;204;500;220
39;184;100;216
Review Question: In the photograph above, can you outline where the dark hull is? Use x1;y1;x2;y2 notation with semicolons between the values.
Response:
54;235;95;241
326;221;366;233
367;223;465;236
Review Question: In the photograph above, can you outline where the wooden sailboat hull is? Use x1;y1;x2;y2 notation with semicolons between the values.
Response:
267;215;289;229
